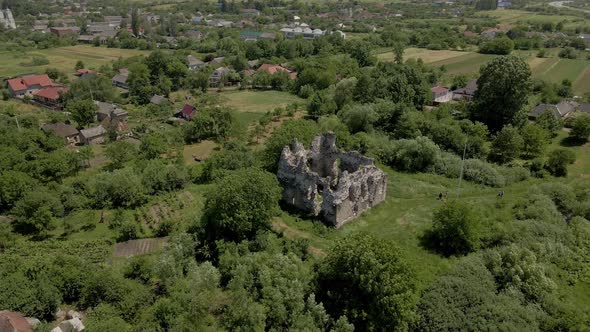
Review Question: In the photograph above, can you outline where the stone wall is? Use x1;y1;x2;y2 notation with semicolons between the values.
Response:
277;132;387;228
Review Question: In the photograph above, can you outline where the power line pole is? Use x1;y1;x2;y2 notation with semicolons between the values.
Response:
456;139;468;198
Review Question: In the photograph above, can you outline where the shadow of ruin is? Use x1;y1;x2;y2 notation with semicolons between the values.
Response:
277;132;388;228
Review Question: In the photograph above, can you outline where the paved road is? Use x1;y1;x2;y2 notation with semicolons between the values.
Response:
548;1;590;14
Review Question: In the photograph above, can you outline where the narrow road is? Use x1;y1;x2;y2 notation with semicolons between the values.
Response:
548;1;590;14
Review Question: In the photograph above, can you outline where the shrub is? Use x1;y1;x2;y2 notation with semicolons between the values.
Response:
463;159;505;187
423;201;481;256
379;136;440;172
545;148;576;177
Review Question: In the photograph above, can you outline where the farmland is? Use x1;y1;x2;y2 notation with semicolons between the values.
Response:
0;45;150;79
378;47;590;95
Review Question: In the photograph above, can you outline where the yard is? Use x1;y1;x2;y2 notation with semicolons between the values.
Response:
217;90;304;124
0;45;150;79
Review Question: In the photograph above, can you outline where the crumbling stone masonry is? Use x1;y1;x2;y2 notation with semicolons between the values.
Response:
277;132;387;228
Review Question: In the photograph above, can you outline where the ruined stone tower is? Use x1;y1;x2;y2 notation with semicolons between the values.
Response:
277;132;387;228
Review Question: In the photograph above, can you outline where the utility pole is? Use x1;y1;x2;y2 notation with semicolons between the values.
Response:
456;139;468;198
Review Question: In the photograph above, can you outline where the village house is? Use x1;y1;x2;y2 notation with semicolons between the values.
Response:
184;30;203;40
280;27;325;39
101;117;132;139
50;27;80;37
7;74;60;97
187;55;206;70
32;87;69;109
240;8;260;17
207;57;225;66
150;95;169;106
111;69;130;90
240;30;276;41
579;34;590;50
481;28;503;39
94;101;128;122
176;104;197;120
452;79;478;101
431;86;453;104
41;123;80;145
79;125;107;145
529;101;576;120
209;67;231;86
257;63;298;79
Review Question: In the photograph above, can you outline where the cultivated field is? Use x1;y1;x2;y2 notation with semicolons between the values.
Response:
0;45;150;78
379;47;590;95
113;237;169;257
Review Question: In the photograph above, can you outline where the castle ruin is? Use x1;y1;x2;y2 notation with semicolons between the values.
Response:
277;132;387;228
0;9;16;30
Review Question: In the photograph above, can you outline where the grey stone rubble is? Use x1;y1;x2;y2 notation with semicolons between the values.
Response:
277;132;387;228
50;317;85;332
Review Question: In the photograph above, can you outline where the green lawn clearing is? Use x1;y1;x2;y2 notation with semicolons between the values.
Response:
0;45;150;79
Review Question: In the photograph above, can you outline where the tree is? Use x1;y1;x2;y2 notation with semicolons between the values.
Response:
473;56;532;132
307;91;337;119
536;111;563;137
11;189;63;235
521;124;549;159
479;38;514;55
131;8;140;36
0;171;38;211
67;99;98;128
423;201;481;256
75;60;85;71
201;168;281;243
569;114;590;143
489;125;524;164
105;140;137;169
200;142;257;182
545;148;576;177
316;233;417;331
451;74;468;90
379;136;441;172
262;119;319;172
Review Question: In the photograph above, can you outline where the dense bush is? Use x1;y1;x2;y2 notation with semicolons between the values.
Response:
423;201;482;256
379;136;440;172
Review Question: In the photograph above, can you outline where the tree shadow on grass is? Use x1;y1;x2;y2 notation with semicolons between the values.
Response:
560;136;586;147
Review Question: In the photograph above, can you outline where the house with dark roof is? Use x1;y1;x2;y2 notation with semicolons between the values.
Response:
32;87;68;109
452;79;478;101
529;101;576;119
94;101;128;122
41;123;80;145
7;74;60;97
184;30;203;40
578;102;590;115
50;26;80;37
80;125;107;145
150;95;169;105
111;69;130;90
176;104;197;120
187;55;206;70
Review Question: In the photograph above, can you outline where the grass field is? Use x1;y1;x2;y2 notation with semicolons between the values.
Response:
218;90;304;124
0;45;150;79
475;9;586;29
379;47;590;95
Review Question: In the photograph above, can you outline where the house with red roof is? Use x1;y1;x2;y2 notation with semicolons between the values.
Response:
32;87;69;109
431;86;453;104
257;64;297;80
176;104;197;121
7;74;60;97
